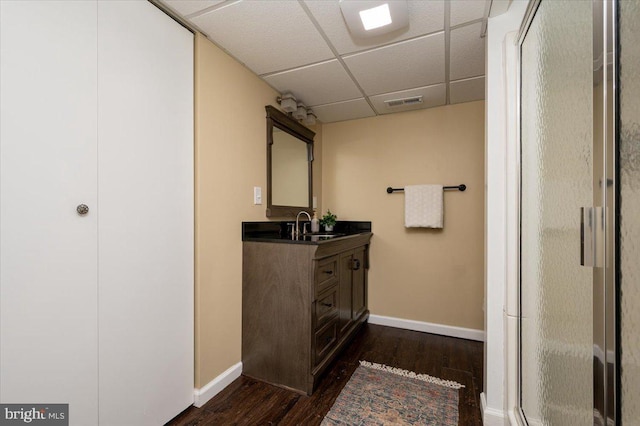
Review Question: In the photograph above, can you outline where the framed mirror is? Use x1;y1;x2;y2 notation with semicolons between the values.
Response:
265;105;314;217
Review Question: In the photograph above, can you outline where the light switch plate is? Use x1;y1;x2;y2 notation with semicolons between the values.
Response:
313;196;317;209
254;186;262;205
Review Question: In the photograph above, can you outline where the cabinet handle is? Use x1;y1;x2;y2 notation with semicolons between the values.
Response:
320;302;333;308
322;270;333;275
352;259;361;271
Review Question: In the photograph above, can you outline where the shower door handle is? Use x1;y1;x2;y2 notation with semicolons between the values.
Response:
581;207;604;268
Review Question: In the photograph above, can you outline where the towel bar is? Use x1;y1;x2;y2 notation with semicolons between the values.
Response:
386;184;466;193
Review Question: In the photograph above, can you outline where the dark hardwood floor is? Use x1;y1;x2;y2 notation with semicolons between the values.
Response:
167;323;484;425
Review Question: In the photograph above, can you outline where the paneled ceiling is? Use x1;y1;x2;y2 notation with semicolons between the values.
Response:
158;0;496;123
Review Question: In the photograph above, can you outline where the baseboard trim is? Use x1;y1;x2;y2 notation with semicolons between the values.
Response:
368;314;485;342
481;392;508;425
193;362;243;408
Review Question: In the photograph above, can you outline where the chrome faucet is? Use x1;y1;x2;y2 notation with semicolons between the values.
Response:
295;211;312;237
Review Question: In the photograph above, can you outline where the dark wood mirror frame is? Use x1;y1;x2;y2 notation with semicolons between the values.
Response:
265;105;315;217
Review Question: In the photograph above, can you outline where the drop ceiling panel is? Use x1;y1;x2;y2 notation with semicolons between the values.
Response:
369;84;446;114
158;0;491;124
449;22;485;80
263;60;362;106
191;1;334;75
161;0;224;17
343;33;445;96
450;76;485;104
450;0;488;27
312;99;376;123
304;0;445;55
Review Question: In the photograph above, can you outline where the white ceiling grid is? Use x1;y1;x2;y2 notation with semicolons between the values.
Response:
161;0;489;123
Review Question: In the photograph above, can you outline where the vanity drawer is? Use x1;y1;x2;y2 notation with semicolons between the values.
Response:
315;286;338;328
315;256;338;295
314;317;338;366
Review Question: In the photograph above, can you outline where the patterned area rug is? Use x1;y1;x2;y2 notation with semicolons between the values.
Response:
322;361;464;425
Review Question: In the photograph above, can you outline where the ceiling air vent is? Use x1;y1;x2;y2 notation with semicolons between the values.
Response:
384;96;423;108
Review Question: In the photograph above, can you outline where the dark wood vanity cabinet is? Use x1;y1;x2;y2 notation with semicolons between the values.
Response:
242;233;372;395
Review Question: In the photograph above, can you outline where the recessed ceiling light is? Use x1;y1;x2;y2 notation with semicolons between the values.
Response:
340;0;409;38
359;4;392;31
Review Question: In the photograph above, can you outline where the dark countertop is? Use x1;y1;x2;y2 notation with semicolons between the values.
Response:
242;221;372;245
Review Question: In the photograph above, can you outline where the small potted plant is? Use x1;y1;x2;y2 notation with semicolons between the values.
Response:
320;209;337;232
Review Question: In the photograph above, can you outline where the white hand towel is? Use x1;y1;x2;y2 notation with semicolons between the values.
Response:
404;184;444;228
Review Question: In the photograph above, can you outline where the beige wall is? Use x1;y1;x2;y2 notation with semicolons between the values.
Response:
194;33;277;388
321;101;485;330
194;34;323;388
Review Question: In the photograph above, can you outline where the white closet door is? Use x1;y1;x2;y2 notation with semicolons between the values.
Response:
97;2;194;425
0;1;99;425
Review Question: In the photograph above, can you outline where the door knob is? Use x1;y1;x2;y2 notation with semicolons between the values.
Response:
76;204;89;215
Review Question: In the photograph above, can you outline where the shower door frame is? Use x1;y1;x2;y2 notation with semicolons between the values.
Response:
515;0;619;424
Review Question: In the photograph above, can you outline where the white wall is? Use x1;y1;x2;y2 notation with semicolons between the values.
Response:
484;1;528;424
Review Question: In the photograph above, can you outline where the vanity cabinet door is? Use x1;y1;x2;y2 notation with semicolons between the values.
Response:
352;246;367;320
338;246;368;336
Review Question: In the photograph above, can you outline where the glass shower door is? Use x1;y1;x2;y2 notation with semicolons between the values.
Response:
519;0;605;424
519;0;639;423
